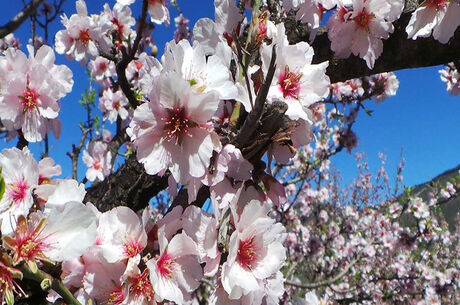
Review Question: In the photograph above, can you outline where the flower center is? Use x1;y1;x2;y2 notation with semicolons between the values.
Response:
78;29;91;45
98;61;107;71
157;252;176;278
129;270;154;301
237;237;259;270
0;261;23;305
20;88;39;112
163;107;195;145
9;179;28;205
426;0;450;8
113;100;121;110
354;9;375;30
93;160;101;171
3;217;48;267
278;66;302;99
123;239;143;258
108;286;125;305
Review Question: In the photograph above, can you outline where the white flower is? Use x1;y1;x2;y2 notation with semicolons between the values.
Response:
55;0;111;63
261;23;330;120
162;39;238;100
128;72;220;184
95;206;148;263
99;89;129;123
82;141;112;182
148;0;170;25
0;45;73;142
3;201;97;271
221;200;286;299
146;228;202;304
406;0;460;44
193;0;242;54
88;56;116;83
182;206;220;276
328;0;404;69
0;148;39;234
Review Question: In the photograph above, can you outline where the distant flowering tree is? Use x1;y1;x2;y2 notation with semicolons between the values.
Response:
0;0;459;304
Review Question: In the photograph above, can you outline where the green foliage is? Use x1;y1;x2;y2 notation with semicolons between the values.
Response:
0;167;5;202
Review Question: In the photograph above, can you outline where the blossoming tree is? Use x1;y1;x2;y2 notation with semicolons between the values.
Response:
0;0;459;304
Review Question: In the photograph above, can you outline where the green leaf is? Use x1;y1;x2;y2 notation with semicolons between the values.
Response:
0;168;5;202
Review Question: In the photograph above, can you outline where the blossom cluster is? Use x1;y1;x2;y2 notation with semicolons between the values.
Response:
0;0;459;304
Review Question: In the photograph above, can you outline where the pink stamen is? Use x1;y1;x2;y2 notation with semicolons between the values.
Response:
237;237;259;270
278;66;302;99
157;252;175;278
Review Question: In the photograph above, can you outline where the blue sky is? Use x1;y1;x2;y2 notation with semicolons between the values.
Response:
1;0;459;189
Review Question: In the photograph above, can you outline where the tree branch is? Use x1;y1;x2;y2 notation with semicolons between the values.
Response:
0;0;44;39
19;263;82;305
285;254;362;289
286;10;460;83
84;154;169;212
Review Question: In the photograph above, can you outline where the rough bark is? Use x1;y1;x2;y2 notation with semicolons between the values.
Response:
84;154;169;212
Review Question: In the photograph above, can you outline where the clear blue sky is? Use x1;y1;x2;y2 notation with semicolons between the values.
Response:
1;0;459;189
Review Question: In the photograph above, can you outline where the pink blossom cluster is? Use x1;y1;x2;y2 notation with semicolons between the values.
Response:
1;0;460;304
439;62;460;95
0;45;73;142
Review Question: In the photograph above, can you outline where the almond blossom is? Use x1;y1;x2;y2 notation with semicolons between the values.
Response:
161;39;238;100
82;140;112;182
284;0;337;29
0;148;38;234
261;23;330;120
2;201;97;272
327;0;404;69
0;255;23;305
102;2;136;48
182;206;220;276
0;45;73;142
95;206;147;263
146;228;202;304
55;0;110;64
406;0;460;44
148;0;170;25
81;250;128;304
99;88;129;123
88;56;116;83
193;0;242;54
221;199;286;300
128;72;220;184
439;63;460;95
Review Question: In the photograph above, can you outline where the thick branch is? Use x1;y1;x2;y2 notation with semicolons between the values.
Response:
287;11;460;83
84;154;169;212
0;0;44;38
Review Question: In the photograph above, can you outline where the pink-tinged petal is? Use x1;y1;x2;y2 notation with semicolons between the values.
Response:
174;255;203;292
167;232;200;258
251;242;286;279
221;262;260;299
42;201;97;261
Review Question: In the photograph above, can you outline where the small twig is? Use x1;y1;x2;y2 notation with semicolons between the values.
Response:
233;30;254;109
115;0;148;109
0;0;44;38
67;127;90;180
285;254;362;289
